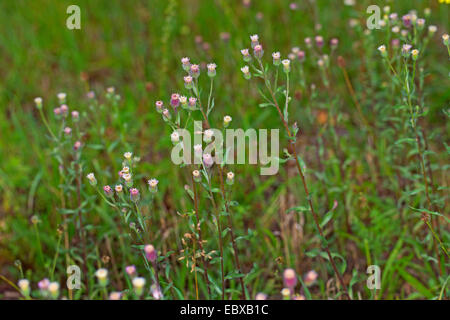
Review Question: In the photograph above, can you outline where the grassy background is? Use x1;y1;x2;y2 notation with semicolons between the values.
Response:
0;0;449;299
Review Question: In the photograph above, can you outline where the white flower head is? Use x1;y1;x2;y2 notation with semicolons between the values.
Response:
124;152;133;160
132;277;146;289
95;268;108;280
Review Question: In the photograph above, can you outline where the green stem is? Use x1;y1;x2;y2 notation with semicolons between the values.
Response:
50;233;62;280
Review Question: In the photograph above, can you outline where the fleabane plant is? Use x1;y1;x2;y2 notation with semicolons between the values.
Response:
87;151;163;299
239;34;350;298
155;57;247;299
376;12;449;265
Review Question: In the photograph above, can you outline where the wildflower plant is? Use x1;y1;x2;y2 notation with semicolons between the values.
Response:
155;57;248;299
239;34;350;298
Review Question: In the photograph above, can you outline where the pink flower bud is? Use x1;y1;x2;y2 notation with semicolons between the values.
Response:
203;153;214;168
155;100;164;113
304;37;312;48
184;76;193;89
103;185;113;197
145;244;157;262
253;44;264;58
54;107;62;117
170;93;180;108
60;104;69;117
190;64;200;78
73;141;82;151
330;38;339;50
304;270;318;286
130;188;140;202
71;111;79;121
315;35;324;48
181;57;191;71
250;34;259;48
283;268;297;288
125;265;136;277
